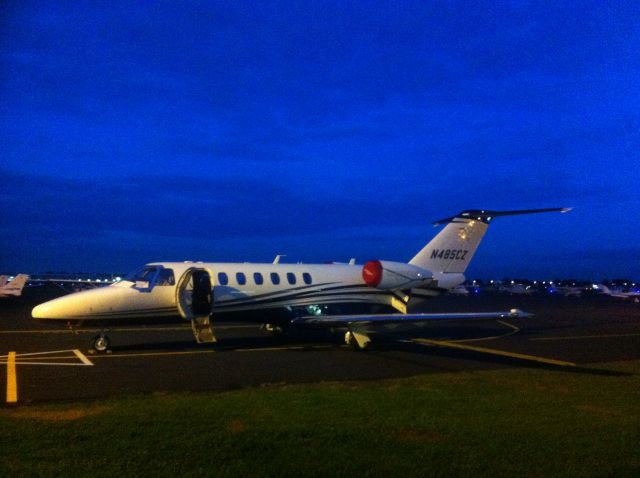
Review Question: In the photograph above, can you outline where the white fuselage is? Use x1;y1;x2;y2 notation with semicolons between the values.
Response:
31;261;463;322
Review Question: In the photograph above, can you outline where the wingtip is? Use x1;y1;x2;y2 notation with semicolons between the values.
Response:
560;207;574;213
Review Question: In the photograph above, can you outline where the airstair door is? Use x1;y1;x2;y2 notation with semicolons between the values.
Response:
176;267;217;343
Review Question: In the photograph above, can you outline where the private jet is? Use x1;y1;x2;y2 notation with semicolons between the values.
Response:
596;284;640;302
32;208;570;351
0;274;30;298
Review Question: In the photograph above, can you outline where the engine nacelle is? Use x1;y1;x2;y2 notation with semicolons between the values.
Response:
362;260;434;290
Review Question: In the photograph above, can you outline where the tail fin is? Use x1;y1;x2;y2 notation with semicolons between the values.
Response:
409;208;571;273
0;276;8;287
1;274;30;296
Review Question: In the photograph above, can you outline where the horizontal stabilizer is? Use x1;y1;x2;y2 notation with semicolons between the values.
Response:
433;208;572;226
291;309;531;327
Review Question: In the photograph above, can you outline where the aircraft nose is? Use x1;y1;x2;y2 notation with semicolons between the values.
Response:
32;294;81;320
32;287;119;320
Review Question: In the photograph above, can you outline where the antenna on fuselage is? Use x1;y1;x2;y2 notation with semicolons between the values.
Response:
273;254;287;264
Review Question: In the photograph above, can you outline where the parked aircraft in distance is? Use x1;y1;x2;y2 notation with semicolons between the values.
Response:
447;284;469;296
498;283;533;295
0;274;30;298
596;284;640;302
32;208;570;352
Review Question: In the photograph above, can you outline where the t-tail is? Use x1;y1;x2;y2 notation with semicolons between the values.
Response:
409;208;572;274
0;274;30;297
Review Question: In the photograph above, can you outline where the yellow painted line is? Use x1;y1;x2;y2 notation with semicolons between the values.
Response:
91;345;339;358
73;349;94;366
0;362;94;367
91;350;217;359
530;333;640;341
0;349;81;358
13;356;80;361
452;320;520;343
6;352;17;404
413;338;576;367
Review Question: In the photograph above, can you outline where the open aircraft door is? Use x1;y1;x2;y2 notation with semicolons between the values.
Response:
176;267;217;344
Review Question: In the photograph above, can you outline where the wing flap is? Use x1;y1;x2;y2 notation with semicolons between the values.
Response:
291;309;531;327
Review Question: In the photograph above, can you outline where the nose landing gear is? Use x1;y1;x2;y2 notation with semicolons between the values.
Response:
91;332;111;353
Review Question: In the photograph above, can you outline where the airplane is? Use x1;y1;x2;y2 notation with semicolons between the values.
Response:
498;283;533;295
32;208;571;352
0;274;30;298
595;284;640;302
447;284;469;296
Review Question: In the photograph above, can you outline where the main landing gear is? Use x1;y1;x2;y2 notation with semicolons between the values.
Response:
261;323;285;335
344;330;372;350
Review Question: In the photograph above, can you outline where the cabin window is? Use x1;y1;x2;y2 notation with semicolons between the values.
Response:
270;272;280;285
302;272;312;285
236;272;246;285
254;272;263;285
218;272;228;286
156;269;175;286
287;272;296;285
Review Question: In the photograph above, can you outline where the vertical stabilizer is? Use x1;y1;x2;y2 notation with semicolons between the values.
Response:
409;208;571;274
0;274;30;297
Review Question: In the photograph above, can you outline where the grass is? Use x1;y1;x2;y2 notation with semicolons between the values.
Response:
1;361;639;477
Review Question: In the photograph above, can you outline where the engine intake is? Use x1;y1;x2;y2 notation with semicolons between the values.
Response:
362;260;433;290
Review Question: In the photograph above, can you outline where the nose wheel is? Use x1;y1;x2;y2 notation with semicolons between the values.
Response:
91;333;111;353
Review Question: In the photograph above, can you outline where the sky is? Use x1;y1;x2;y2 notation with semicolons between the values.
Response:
1;1;639;279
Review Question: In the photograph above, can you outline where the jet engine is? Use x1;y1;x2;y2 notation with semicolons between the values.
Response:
362;260;434;290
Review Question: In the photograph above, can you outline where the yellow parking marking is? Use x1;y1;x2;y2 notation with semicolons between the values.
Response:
452;320;520;343
91;344;339;359
1;362;93;367
91;350;217;359
0;349;81;358
6;352;17;404
0;349;94;367
413;338;576;367
73;349;93;366
530;333;640;341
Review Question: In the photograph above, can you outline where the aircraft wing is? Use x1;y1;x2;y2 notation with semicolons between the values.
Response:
291;309;531;327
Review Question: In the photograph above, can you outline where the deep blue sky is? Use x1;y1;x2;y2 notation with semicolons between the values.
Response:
1;1;638;278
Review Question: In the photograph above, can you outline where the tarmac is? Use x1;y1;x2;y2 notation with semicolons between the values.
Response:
1;286;639;404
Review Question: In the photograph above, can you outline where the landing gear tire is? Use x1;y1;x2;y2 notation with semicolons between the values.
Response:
92;334;110;353
345;331;371;351
261;323;285;336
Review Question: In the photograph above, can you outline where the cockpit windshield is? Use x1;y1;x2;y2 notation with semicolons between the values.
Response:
125;266;160;283
123;266;175;289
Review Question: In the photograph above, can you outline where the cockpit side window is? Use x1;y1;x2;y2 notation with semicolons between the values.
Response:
156;269;175;286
